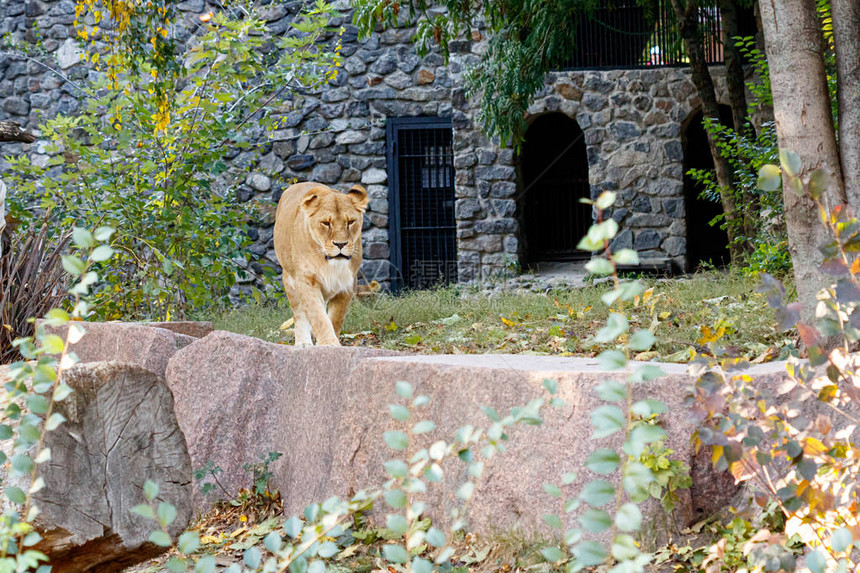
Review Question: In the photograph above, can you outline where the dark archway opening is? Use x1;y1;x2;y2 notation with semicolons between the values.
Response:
521;113;592;264
683;105;734;270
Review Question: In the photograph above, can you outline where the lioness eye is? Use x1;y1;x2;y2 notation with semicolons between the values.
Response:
347;219;356;226
322;221;330;227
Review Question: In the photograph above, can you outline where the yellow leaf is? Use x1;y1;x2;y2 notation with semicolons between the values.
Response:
500;316;519;327
697;325;726;345
279;317;295;331
803;437;827;457
658;311;671;320
385;320;398;332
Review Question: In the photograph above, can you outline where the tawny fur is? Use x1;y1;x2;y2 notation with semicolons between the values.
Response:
273;182;368;347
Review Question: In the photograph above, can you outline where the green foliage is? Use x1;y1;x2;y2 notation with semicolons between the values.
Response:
536;191;664;572
691;155;860;571
1;226;114;571
242;452;283;496
639;441;692;513
6;1;342;320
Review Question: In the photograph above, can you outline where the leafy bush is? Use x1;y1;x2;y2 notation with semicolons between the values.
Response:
1;225;114;571
690;154;860;572
5;0;342;320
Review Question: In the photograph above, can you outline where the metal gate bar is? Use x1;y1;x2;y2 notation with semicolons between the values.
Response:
387;118;457;291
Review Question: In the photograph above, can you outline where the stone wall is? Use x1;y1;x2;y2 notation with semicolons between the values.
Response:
0;0;733;292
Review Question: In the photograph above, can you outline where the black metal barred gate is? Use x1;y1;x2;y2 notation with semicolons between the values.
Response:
387;117;458;291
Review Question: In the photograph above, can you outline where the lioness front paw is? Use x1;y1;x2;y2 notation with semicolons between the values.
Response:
295;341;313;348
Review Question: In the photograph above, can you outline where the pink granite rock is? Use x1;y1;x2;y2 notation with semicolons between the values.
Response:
165;332;791;537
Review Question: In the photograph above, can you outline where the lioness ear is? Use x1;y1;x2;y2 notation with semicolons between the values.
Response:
348;185;369;213
301;190;320;212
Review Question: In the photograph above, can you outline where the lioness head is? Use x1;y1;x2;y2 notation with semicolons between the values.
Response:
301;185;368;261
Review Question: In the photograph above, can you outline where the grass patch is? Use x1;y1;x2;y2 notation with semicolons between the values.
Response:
212;270;794;362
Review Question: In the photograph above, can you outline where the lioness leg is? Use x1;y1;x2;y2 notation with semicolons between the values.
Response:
294;282;339;346
327;291;353;336
281;274;315;347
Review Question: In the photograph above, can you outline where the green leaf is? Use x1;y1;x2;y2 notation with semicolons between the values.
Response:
318;541;339;558
26;394;49;415
264;531;283;553
597;350;626;371
628;330;656;351
456;482;474;500
53;383;73;401
384;459;408;478
41;334;65;355
395;381;413;398
611;534;640;560
572;541;607;566
809;168;830;200
542;378;558;395
178;531;200;554
615;503;642;532
167;557;186;573
613;249;639;265
590;405;625;438
631;399;667;417
562;472;577;485
595;380;626;402
543;514;563;529
541;546;565;562
144;480;159;501
149;531;172;547
586;449;620;474
6;486;26;504
0;425;12;440
290;557;308;573
425;527;445;547
284;516;303;538
61;255;86;277
93;226;115;242
21;532;42;547
579;509;611;533
90;245;114;262
412;557;433;573
757;164;782;191
412;420;436;434
132;504;155;519
44;308;70;326
779;149;802;177
580;479;615;507
384;431;409;450
585;258;613;276
382;544;410;564
385;489;407;508
544;483;562;498
386;515;409;535
594;314;628;343
629;364;664;382
72;227;94;249
806;549;826;573
595;191;617;210
624;424;667;457
831;527;853;553
389;404;410;421
11;455;34;475
45;413;66;431
195;556;216;573
244;547;262;569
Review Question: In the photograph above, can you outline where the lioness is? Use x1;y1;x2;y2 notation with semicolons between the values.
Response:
273;182;368;346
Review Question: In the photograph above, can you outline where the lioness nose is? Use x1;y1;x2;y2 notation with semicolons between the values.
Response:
333;241;347;249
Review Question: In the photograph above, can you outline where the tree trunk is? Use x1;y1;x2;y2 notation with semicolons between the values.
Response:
1;362;193;573
719;0;757;248
672;0;745;264
0;121;35;143
832;0;860;207
758;0;846;322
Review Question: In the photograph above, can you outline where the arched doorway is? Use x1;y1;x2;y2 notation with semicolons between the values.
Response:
683;106;733;269
521;113;592;263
